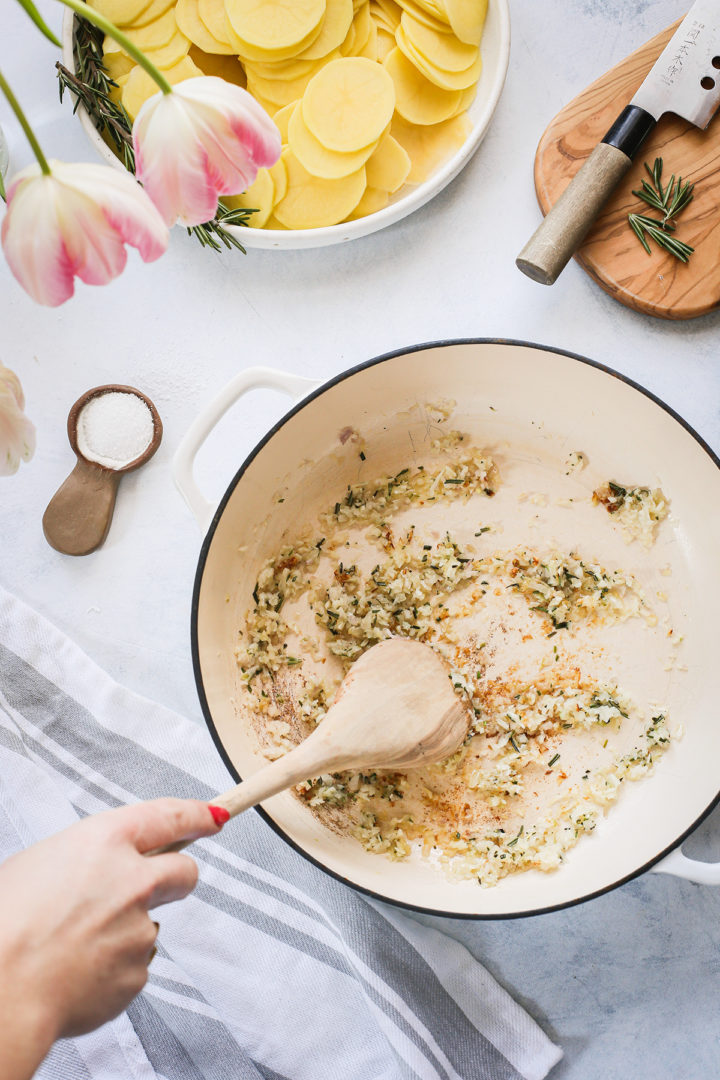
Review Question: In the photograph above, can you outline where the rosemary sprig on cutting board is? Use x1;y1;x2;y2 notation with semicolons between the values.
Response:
627;158;695;263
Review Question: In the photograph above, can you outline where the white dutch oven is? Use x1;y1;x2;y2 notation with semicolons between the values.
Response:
175;340;720;918
61;2;510;249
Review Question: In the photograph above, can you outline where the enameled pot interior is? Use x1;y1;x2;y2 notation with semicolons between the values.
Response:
193;342;720;917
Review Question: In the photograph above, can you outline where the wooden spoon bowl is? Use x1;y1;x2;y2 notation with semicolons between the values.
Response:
156;638;470;853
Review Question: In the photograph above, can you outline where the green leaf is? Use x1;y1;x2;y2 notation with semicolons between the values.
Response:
15;0;62;47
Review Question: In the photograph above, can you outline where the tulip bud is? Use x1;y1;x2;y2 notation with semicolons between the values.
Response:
133;76;281;227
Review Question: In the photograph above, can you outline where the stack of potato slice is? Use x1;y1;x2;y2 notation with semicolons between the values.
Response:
95;0;488;229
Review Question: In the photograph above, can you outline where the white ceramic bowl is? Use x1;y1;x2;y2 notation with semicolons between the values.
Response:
61;2;510;249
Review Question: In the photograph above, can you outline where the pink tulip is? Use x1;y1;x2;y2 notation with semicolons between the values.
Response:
132;77;281;227
1;161;168;307
0;363;35;477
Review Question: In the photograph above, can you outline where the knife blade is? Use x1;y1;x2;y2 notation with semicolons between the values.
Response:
633;0;720;126
516;1;720;286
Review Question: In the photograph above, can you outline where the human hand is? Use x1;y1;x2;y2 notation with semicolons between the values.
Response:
0;798;227;1080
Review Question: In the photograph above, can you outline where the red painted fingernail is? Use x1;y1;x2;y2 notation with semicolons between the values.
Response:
208;805;230;827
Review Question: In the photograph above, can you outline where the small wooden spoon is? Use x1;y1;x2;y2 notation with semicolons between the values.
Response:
43;385;162;557
156;638;469;853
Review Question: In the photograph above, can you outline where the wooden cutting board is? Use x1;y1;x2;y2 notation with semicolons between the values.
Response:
534;19;720;320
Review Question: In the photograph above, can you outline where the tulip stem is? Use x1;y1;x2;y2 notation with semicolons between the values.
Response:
0;68;51;176
56;0;173;94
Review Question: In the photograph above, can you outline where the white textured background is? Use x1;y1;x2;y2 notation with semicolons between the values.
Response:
1;1;719;1076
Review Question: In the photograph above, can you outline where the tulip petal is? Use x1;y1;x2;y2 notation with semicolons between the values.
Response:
133;77;281;227
0;365;35;477
135;95;221;227
52;162;168;264
1;162;168;307
2;173;78;306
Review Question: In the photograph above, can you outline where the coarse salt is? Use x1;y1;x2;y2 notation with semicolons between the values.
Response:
76;391;154;470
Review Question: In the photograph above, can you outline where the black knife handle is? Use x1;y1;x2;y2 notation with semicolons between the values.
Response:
601;104;657;159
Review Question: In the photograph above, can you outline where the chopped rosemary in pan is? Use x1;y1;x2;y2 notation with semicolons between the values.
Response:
237;429;673;888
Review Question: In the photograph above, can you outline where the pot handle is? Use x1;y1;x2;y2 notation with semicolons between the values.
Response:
649;847;720;885
173;366;319;533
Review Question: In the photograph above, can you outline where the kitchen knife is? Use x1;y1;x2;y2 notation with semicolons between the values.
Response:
516;0;720;285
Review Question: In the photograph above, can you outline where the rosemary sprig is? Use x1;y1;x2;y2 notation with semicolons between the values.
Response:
633;158;695;225
57;19;135;172
627;157;695;262
187;201;256;253
627;213;694;263
57;16;256;252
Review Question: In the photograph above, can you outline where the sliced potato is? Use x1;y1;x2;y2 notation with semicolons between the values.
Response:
188;46;247;82
123;7;177;50
128;0;174;28
176;0;236;53
375;26;395;61
197;0;232;41
272;101;299;141
247;56;320;81
450;81;477;116
296;0;354;60
250;93;279;117
122;55;203;120
232;25;325;63
370;0;400;32
269;156;288;202
102;39;136;80
225;0;326;52
394;0;448;33
107;70;131;106
400;12;478;71
247;68;315;107
397;27;481;90
443;0;487;46
289;103;379;178
92;0;152;26
302;57;395;151
356;18;378;59
365;131;410;191
274;150;366;227
224;168;275;227
338;18;356;55
414;0;446;20
143;30;191;70
391;109;471;183
384;47;461;124
345;185;389;218
347;1;372;55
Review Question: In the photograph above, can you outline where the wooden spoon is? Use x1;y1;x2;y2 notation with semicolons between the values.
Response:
156;638;469;853
43;385;162;557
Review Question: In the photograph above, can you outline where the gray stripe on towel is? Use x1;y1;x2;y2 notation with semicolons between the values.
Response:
129;994;271;1080
0;642;523;1080
36;1038;93;1080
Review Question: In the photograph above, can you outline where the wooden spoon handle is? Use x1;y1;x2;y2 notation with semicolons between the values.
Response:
42;458;120;556
147;738;342;855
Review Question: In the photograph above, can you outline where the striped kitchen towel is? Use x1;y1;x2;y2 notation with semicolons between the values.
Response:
0;587;562;1080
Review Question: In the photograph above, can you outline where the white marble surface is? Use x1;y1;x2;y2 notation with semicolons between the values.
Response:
1;1;719;1077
